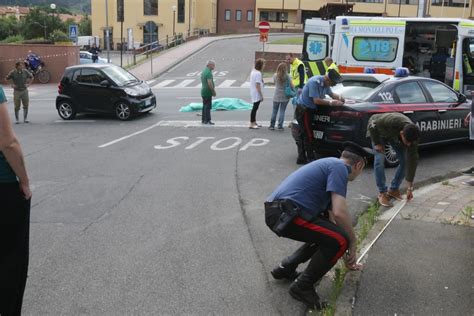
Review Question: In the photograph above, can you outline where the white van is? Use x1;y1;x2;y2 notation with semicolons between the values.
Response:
77;36;100;50
303;16;474;94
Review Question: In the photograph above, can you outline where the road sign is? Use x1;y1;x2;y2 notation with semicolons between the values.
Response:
69;24;78;41
259;33;268;43
258;21;270;34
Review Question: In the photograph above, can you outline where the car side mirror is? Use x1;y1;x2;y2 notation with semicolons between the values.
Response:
100;80;110;87
458;94;467;104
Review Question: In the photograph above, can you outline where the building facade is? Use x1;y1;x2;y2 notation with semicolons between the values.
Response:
255;0;474;31
91;0;217;50
217;0;256;34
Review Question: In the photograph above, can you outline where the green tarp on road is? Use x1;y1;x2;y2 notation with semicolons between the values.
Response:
179;98;253;112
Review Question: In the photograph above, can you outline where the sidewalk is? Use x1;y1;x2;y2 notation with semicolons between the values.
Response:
336;174;474;315
129;34;260;81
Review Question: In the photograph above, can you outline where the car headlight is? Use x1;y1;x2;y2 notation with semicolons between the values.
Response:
124;88;139;97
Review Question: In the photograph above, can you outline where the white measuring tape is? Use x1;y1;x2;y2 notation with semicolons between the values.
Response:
356;199;408;265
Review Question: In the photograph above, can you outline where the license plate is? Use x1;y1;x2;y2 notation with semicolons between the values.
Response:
315;131;324;139
145;99;151;106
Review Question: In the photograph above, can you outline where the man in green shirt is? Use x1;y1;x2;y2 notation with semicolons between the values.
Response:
200;60;216;125
367;112;420;207
5;61;33;124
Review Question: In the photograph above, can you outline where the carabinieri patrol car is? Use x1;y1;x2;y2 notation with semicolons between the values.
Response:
311;70;471;166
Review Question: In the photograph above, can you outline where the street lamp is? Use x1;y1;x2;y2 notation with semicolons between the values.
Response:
50;3;56;34
172;5;177;37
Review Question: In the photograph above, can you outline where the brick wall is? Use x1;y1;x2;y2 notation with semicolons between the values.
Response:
0;44;80;84
217;0;256;34
254;51;288;73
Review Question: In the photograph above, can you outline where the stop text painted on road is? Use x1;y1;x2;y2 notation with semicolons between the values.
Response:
154;136;270;151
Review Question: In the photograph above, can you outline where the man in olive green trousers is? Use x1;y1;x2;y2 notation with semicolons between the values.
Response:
5;61;33;124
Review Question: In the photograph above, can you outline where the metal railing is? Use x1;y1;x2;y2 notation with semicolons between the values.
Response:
131;28;210;66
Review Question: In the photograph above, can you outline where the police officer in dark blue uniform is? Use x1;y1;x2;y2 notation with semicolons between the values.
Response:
264;142;372;310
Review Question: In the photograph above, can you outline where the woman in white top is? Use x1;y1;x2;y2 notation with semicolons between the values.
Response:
249;58;265;129
269;62;293;130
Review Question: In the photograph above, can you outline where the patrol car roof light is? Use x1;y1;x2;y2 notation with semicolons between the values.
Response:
394;67;409;77
342;18;348;25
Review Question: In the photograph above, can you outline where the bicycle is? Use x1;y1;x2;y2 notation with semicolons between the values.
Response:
24;60;51;84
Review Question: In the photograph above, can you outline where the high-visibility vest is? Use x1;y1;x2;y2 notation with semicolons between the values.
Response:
463;54;472;74
290;58;308;87
327;62;340;74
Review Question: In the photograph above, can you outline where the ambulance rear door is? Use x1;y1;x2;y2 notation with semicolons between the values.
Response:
302;19;333;76
333;18;406;74
456;21;474;94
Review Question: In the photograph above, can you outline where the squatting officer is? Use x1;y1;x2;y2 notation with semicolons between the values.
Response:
264;142;371;310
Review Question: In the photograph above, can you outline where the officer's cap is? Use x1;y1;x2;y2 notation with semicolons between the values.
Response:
342;141;373;161
327;69;343;84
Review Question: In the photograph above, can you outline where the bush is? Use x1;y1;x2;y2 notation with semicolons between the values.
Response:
23;38;53;44
49;30;70;43
1;35;24;43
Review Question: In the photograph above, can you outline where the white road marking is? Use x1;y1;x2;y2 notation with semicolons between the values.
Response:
155;79;176;87
157;120;271;128
54;120;96;123
176;97;202;100
174;79;195;88
240;82;251;88
217;80;236;88
98;122;161;148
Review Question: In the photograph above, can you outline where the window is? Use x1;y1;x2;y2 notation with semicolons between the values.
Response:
225;9;231;21
389;0;418;4
423;81;458;102
178;0;185;23
76;69;106;85
395;82;427;103
236;10;242;21
352;0;383;2
143;21;158;44
259;11;285;22
305;34;328;61
144;0;158;15
353;37;398;62
432;0;468;7
247;10;253;22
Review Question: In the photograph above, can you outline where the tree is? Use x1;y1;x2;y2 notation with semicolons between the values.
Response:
79;15;91;36
20;7;65;40
0;16;20;41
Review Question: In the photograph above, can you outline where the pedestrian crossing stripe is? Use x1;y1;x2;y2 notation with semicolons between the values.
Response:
151;79;274;89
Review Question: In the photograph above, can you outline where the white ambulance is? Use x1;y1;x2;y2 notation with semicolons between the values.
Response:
303;16;474;94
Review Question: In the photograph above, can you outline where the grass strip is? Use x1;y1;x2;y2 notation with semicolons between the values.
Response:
269;38;304;45
317;202;380;316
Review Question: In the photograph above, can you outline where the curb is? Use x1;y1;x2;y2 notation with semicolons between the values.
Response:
334;171;469;315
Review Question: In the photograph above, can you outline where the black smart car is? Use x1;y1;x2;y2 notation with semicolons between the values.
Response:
56;64;156;120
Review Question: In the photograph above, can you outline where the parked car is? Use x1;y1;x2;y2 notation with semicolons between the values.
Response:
301;73;471;166
79;51;108;64
56;64;156;121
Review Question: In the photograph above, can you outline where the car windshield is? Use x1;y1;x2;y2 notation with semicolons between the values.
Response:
102;66;139;86
331;81;380;100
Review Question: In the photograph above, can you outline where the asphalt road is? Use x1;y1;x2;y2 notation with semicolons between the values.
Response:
3;36;473;314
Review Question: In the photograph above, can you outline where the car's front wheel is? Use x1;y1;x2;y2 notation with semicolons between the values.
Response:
384;143;400;168
115;102;132;120
57;101;76;120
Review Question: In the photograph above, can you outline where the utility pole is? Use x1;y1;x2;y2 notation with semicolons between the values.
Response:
105;0;111;63
281;0;285;32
